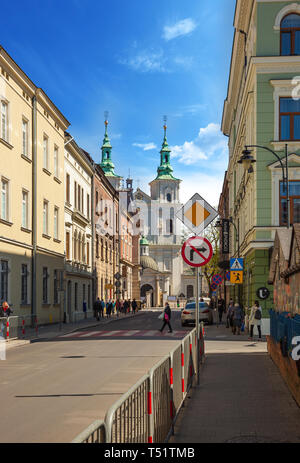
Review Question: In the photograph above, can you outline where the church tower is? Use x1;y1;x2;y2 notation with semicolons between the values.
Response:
100;119;123;190
149;122;181;204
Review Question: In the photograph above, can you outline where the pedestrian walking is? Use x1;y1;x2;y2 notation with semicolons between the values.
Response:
127;299;131;314
226;299;234;329
217;297;225;324
1;301;11;317
123;300;128;315
120;299;124;314
106;300;112;318
159;302;172;333
100;299;105;318
232;302;244;335
116;299;120;317
132;299;137;314
248;300;263;341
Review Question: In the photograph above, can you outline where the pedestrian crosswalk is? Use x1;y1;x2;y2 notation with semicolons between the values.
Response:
59;330;187;339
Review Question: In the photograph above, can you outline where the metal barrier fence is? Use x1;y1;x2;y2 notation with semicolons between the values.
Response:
73;323;205;444
106;375;149;443
71;420;107;443
0;315;39;340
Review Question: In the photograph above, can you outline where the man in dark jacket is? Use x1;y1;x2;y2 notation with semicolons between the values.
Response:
132;299;137;314
159;303;172;333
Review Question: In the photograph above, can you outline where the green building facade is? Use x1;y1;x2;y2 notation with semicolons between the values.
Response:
221;0;300;319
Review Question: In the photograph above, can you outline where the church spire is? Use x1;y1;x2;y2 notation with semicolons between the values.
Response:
155;119;179;180
100;118;119;178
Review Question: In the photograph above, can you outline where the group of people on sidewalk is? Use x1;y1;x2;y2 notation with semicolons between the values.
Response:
93;298;138;321
216;297;263;340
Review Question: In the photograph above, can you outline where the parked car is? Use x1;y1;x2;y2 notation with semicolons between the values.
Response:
181;299;213;326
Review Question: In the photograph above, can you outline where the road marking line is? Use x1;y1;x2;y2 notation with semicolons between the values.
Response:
61;332;84;338
122;330;139;336
99;331;122;337
141;330;157;336
79;331;101;337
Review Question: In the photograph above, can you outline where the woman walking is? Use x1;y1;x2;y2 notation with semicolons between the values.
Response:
248;301;262;341
159;303;172;333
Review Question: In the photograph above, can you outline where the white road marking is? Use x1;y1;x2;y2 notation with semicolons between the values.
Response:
79;331;101;338
122;330;141;336
98;331;122;337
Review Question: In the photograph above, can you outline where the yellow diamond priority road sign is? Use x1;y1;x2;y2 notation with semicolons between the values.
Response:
176;193;218;234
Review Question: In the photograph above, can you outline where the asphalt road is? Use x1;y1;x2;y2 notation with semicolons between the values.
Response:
0;309;190;443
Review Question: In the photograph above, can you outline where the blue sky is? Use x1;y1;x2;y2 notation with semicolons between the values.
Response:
2;0;236;205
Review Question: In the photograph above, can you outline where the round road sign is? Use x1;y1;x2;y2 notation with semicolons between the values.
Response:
181;236;213;268
212;274;223;286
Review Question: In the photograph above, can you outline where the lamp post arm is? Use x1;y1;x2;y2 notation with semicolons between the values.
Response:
246;144;286;183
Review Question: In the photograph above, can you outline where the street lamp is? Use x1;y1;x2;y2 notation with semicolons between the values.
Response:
238;144;290;229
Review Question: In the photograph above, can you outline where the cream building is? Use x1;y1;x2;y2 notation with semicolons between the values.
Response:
0;46;70;324
64;135;94;322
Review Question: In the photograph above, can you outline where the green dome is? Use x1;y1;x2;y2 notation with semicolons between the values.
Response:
140;236;149;246
140;255;159;272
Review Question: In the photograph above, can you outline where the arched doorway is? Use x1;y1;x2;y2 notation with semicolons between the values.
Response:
141;284;154;307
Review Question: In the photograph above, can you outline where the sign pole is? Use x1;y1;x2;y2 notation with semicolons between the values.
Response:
196;265;200;385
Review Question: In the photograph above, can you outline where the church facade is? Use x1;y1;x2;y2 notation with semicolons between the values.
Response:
133;125;186;307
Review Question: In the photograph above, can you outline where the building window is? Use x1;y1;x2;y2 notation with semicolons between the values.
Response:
54;146;59;178
87;241;90;266
43;201;49;235
22;119;28;156
1;178;9;221
43;136;49;170
96;190;99;214
1;101;8;142
88;284;91;310
281;14;300;56
166;219;173;235
0;260;8;302
166;193;172;202
87;194;90;219
54;207;59;239
54;270;58;304
74;181;77;208
42;267;48;303
83;284;86;305
66;173;70;203
66;231;70;260
74;231;77;261
280;97;300;140
75;283;78;311
21;264;28;304
22;190;28;229
280;180;300;225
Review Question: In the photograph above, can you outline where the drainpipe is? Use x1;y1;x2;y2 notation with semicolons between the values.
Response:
31;95;37;321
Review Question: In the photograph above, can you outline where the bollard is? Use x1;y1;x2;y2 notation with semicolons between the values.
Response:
22;319;25;338
6;319;9;340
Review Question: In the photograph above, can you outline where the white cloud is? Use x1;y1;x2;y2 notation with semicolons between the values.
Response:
171;141;208;165
133;142;157;151
171;123;228;166
163;18;197;41
120;49;166;73
180;172;223;206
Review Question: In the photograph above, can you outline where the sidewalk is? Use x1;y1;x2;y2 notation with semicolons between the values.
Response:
169;317;300;443
4;310;145;350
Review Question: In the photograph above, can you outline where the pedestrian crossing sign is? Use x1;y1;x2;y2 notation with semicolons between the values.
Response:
230;271;243;285
230;258;244;271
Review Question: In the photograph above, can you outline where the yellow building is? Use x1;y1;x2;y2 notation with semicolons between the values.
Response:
0;46;70;324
